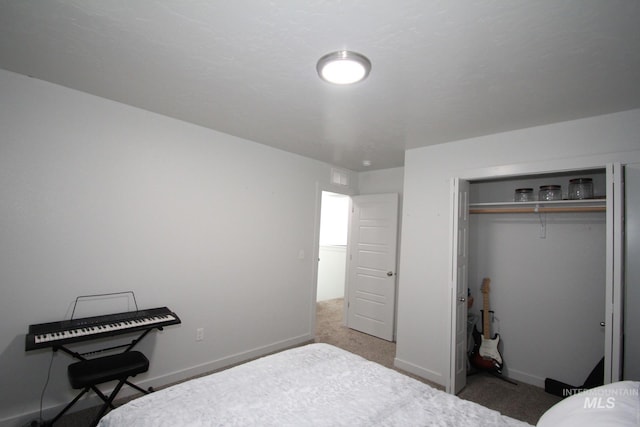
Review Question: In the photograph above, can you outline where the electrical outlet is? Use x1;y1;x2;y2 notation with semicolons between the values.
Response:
196;328;204;341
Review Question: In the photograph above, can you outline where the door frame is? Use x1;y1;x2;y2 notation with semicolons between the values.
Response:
447;156;625;393
310;182;354;336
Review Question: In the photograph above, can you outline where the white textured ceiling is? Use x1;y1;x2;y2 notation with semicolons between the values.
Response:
1;1;639;171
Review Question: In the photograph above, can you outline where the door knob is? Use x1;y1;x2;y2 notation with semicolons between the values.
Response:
387;271;394;277
459;297;466;303
600;321;605;327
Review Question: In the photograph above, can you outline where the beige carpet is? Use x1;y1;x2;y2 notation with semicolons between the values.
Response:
315;296;398;371
43;297;560;426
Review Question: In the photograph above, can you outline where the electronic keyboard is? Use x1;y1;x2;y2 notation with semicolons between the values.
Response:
25;306;181;351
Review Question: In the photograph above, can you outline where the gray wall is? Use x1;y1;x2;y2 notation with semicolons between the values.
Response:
358;167;405;196
396;109;640;388
624;163;640;381
0;69;358;426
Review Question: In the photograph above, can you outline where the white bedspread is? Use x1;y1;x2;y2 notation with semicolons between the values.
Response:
98;343;531;426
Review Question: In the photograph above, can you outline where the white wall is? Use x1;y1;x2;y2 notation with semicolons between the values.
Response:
317;246;347;301
0;69;358;426
319;192;349;247
358;167;404;196
317;192;349;301
396;109;640;387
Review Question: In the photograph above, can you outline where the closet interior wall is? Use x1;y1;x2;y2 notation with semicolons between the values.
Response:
467;170;606;388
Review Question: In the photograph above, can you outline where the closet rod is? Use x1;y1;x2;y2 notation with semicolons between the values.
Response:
470;206;606;214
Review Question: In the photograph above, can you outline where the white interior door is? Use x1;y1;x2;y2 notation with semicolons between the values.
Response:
346;193;399;341
450;178;470;394
605;163;624;383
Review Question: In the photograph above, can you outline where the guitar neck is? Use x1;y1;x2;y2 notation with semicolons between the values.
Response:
480;278;491;339
482;292;490;339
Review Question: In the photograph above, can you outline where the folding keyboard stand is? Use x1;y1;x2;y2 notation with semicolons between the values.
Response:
46;327;157;426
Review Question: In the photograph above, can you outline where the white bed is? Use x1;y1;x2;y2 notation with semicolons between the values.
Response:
537;380;639;427
98;343;531;426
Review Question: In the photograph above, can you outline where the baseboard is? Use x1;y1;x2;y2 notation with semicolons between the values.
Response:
503;367;546;388
2;334;313;427
393;357;445;389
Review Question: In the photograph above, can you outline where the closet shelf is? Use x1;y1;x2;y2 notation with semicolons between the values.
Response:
469;199;606;214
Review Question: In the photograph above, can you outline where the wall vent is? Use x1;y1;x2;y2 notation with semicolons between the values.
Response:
331;168;349;186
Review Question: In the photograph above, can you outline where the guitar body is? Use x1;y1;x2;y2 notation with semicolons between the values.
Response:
470;325;503;372
468;279;504;373
480;334;502;364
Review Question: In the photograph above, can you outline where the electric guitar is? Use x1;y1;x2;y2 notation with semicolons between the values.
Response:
470;278;503;372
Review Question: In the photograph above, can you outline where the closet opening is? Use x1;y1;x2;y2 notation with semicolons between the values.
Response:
467;169;607;390
450;165;623;395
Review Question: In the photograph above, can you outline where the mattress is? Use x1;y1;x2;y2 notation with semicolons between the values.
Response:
98;343;531;426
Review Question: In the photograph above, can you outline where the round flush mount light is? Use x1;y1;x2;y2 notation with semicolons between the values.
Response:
316;50;371;85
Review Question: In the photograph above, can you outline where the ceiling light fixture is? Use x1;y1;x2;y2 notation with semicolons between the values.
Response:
316;51;371;85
